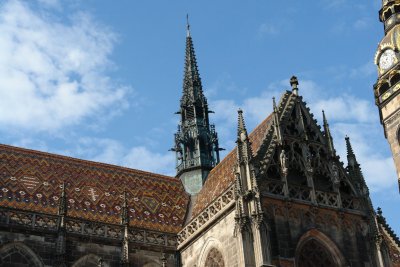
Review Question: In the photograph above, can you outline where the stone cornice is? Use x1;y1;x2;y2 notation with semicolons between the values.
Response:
0;206;177;251
177;185;235;250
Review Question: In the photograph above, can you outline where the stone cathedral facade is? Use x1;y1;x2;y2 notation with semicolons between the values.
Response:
0;12;400;267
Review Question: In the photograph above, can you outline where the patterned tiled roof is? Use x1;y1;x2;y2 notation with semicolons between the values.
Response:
0;144;189;234
191;113;274;218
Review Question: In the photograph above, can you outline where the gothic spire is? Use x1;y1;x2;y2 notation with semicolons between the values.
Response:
345;136;369;196
181;19;204;105
237;108;248;137
174;19;220;194
273;97;283;145
237;109;253;163
345;135;357;168
322;110;335;157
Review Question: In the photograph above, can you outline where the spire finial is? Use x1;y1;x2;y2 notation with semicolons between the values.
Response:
290;76;299;96
237;108;247;140
186;14;190;37
236;109;253;162
345;135;355;158
322;110;335;157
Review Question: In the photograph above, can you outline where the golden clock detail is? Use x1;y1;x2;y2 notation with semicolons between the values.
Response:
382;91;392;101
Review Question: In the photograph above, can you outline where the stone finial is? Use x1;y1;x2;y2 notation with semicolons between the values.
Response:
237;109;248;141
322;110;335;157
290;76;299;95
186;14;190;37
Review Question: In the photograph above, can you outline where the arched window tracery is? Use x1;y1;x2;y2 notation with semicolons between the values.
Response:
0;242;44;267
297;239;335;267
72;254;103;267
204;247;224;267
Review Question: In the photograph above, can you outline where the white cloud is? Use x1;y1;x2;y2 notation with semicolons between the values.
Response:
65;137;175;176
37;0;60;9
353;18;371;30
0;1;129;131
258;23;279;36
350;61;376;78
312;95;376;123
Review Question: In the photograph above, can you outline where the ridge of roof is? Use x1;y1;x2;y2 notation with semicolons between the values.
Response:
0;143;177;182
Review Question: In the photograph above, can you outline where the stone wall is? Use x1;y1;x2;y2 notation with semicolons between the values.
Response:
0;230;176;267
264;198;372;267
180;209;238;267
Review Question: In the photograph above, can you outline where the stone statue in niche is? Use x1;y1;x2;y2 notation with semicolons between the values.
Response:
279;149;289;177
303;145;313;174
330;163;340;185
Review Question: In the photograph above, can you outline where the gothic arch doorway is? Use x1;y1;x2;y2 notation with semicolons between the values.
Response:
295;229;346;267
204;247;225;267
0;242;44;267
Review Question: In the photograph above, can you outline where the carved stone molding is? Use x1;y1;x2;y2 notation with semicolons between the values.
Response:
177;186;235;249
0;207;177;250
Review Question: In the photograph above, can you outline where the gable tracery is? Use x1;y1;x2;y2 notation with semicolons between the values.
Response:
255;93;360;211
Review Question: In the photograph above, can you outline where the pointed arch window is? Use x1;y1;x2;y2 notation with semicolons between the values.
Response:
204;247;224;267
0;242;44;267
297;239;335;267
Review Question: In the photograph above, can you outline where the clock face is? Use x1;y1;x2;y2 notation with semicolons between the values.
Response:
379;49;396;71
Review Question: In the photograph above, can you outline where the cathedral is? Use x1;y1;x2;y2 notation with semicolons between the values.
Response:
0;2;400;267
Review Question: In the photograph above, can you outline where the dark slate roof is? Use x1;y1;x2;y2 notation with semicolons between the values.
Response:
0;144;189;234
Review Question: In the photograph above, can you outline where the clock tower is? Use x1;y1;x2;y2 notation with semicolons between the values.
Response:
374;0;400;192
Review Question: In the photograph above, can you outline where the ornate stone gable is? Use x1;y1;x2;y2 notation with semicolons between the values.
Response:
255;89;358;201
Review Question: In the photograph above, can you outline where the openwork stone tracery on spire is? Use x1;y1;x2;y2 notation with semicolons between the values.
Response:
173;18;221;194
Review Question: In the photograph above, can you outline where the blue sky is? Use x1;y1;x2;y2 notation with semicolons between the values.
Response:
0;0;398;233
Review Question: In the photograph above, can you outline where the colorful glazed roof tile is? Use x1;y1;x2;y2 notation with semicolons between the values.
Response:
191;113;275;218
0;144;189;234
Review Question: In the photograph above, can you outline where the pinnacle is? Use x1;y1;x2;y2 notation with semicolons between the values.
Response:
272;97;277;111
237;109;248;139
345;135;355;157
322;110;327;124
322;110;335;157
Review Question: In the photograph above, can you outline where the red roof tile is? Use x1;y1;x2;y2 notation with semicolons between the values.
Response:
0;144;189;234
191;114;274;218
